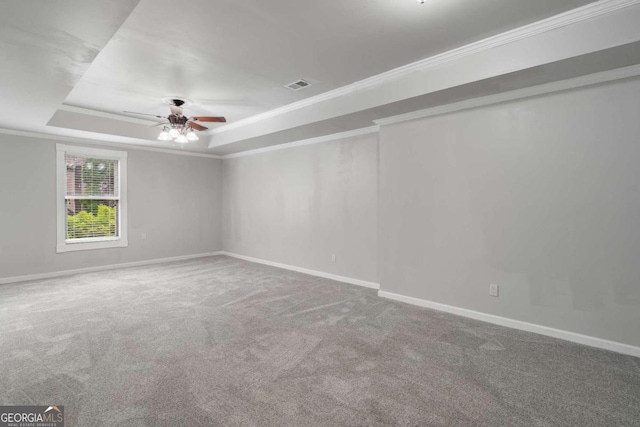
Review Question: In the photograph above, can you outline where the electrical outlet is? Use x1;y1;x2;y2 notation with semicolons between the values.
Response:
141;233;147;240
489;284;499;297
331;254;336;263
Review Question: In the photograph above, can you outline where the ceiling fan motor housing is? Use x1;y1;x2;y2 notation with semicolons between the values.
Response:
168;115;189;126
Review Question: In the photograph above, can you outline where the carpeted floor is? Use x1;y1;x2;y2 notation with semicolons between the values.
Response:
0;255;639;426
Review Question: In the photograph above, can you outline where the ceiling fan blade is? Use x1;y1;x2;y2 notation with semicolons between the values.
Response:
191;116;226;123
187;121;208;131
123;111;166;119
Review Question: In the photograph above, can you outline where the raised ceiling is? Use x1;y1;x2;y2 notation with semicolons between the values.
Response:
64;0;596;120
4;0;640;155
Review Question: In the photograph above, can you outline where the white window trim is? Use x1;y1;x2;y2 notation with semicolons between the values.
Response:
56;144;128;253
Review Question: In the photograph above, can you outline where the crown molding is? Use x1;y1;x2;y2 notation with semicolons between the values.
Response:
221;126;379;159
374;63;640;126
220;62;640;159
0;128;222;159
209;0;640;136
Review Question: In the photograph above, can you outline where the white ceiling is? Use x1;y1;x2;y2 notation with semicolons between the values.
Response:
64;0;596;120
0;0;141;141
6;0;639;155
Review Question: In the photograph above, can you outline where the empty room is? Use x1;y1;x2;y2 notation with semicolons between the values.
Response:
1;0;640;425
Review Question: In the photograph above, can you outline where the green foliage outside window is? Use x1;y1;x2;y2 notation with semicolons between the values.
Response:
67;204;117;239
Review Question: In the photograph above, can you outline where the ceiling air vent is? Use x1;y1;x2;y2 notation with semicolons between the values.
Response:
285;79;312;91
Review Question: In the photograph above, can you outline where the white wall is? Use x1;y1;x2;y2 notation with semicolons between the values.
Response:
379;77;640;348
222;134;378;283
0;134;222;280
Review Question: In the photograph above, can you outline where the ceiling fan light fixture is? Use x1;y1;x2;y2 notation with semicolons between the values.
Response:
186;130;199;141
158;129;172;141
129;100;225;144
168;128;180;138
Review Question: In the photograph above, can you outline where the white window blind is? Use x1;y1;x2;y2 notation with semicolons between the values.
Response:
64;155;120;241
56;144;128;253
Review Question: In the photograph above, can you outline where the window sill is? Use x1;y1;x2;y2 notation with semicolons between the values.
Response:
57;239;129;253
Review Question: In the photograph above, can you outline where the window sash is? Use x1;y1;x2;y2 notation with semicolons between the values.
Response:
65;199;120;241
65;236;121;244
64;156;121;242
65;195;120;201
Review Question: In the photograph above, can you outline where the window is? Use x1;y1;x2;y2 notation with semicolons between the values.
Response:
56;144;128;252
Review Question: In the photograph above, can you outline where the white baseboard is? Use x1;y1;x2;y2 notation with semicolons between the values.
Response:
0;252;224;285
378;290;640;358
221;251;380;290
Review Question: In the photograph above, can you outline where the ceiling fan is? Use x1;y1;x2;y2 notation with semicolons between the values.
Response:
124;99;226;143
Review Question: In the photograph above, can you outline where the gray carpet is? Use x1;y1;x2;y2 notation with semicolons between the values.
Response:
1;255;639;426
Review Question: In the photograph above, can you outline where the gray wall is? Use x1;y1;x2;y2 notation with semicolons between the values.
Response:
222;134;378;283
3;77;639;348
379;77;640;347
0;134;222;279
